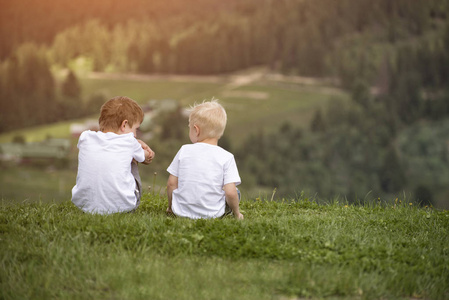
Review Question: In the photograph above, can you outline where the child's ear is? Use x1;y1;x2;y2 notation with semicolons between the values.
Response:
194;124;200;137
120;120;129;132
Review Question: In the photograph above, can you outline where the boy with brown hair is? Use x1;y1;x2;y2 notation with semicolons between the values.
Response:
166;99;243;219
72;96;155;214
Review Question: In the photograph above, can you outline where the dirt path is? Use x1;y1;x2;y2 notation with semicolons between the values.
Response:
87;68;344;98
89;68;338;87
88;72;225;83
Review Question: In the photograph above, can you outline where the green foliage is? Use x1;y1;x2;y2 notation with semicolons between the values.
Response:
159;107;188;141
59;70;85;120
351;79;372;109
1;195;448;299
3;0;449;131
61;70;81;99
398;119;449;205
414;185;434;207
379;147;407;193
236;82;449;206
0;43;58;132
0;45;92;132
84;92;107;115
309;109;326;132
234;20;449;203
237;114;385;200
4;0;448;78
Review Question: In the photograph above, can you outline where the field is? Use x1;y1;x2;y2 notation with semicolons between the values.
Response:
0;71;347;203
1;70;345;144
1;194;448;299
0;166;75;204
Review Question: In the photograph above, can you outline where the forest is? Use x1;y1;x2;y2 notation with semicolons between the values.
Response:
1;0;449;206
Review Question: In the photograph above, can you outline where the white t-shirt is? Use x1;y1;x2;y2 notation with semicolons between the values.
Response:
72;130;145;214
167;143;241;219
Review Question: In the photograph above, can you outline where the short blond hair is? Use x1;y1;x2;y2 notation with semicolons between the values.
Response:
189;99;227;139
99;96;144;131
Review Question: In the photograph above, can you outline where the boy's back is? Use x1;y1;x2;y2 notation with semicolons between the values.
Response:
167;142;240;219
72;130;145;214
71;96;155;215
166;99;243;220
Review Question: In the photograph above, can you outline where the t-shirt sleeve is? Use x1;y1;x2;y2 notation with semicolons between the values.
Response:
77;131;88;149
167;148;182;177
223;156;241;186
132;139;145;163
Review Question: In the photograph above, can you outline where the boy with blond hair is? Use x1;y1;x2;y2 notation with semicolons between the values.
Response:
166;99;243;219
72;96;155;214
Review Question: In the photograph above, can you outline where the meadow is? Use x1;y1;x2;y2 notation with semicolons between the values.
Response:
0;70;344;144
1;193;448;299
0;72;345;203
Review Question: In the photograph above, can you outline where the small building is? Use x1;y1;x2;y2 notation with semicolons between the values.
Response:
0;139;71;162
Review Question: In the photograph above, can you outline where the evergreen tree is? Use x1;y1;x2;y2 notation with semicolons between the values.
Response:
310;109;326;132
62;70;81;99
12;43;56;126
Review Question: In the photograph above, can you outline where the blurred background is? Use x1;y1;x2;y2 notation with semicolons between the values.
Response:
1;0;448;209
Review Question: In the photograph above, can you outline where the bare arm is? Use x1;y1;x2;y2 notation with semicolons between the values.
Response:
137;139;155;164
166;174;178;215
224;183;244;220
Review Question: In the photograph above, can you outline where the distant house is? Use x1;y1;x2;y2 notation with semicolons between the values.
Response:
0;139;71;162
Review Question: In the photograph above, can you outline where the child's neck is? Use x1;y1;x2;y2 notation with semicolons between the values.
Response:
197;137;218;146
102;129;120;135
102;127;126;135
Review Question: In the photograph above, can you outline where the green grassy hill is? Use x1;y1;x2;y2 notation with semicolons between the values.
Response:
1;194;448;299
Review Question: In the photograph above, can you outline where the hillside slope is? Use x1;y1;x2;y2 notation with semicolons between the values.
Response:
1;194;448;299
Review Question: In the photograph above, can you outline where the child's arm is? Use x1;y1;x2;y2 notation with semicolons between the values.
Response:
166;174;178;215
224;183;244;220
137;139;155;164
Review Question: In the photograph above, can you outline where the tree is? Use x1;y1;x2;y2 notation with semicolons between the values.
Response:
0;43;57;128
160;107;188;141
310;109;326;132
351;79;371;109
378;147;406;193
62;70;81;99
85;92;106;115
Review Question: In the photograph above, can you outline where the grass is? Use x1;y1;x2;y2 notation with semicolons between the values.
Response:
221;84;343;143
80;77;225;104
0;73;348;144
80;74;346;144
0;121;74;143
1;193;448;299
0;165;76;203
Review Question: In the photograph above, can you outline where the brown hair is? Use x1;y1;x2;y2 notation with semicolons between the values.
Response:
98;96;144;131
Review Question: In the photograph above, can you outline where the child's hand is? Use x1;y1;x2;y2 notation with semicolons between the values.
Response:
143;150;154;164
234;212;244;220
137;139;155;164
166;207;175;217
